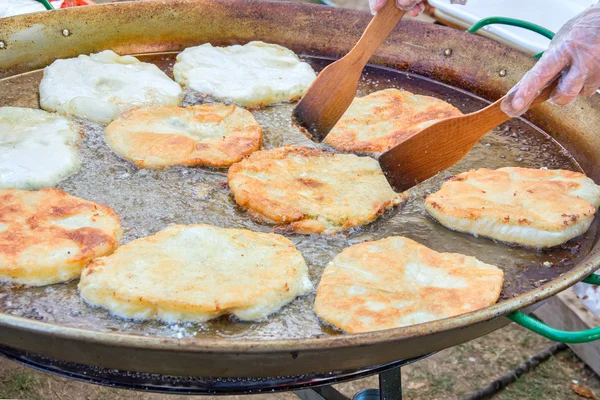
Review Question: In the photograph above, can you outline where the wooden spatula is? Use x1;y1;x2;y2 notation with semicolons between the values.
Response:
379;81;558;192
292;0;406;142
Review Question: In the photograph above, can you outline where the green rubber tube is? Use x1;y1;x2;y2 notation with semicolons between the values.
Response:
583;274;600;286
508;311;600;343
467;17;555;59
509;273;600;343
319;0;336;5
467;16;555;39
35;0;55;10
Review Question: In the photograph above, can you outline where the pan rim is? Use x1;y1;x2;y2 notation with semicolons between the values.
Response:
1;250;598;351
0;0;599;366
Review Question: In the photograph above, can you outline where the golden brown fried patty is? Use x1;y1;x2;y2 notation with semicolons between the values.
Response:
105;104;262;168
325;88;462;153
0;188;122;286
227;146;405;234
425;168;600;248
79;224;312;322
314;236;504;333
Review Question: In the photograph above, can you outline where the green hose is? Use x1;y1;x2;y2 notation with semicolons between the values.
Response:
508;311;600;343
35;0;55;10
467;16;555;59
583;274;600;286
508;274;600;343
467;17;555;40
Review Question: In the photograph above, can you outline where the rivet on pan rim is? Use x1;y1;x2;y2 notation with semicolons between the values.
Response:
443;48;452;57
499;69;507;77
0;41;5;50
62;29;71;37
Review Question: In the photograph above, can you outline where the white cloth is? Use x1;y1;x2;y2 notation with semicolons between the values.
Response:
0;0;63;18
575;278;600;317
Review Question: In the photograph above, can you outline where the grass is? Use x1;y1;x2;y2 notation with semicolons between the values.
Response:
495;350;600;400
0;371;43;400
520;335;532;347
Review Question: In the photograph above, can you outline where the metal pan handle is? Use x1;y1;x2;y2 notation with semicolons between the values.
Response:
508;275;600;343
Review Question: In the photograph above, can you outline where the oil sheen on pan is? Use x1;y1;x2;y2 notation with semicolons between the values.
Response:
0;54;595;340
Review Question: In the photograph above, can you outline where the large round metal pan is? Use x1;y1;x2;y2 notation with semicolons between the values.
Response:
0;0;599;378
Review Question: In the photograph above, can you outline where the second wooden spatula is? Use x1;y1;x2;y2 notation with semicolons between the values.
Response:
379;81;558;192
292;0;406;142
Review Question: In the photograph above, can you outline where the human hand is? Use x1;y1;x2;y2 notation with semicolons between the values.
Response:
368;0;467;17
368;0;424;17
502;3;600;117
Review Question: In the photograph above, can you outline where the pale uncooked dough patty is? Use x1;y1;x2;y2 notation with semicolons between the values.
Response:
174;41;316;107
40;50;183;124
0;107;80;189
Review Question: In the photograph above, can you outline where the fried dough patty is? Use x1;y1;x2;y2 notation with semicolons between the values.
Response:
325;88;462;153
0;188;122;286
0;107;80;189
227;146;404;234
173;41;316;107
40;50;183;124
105;104;262;168
78;224;312;322
425;168;600;248
314;236;504;333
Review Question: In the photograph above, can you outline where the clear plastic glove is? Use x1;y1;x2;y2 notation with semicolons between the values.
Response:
369;0;424;17
502;3;600;117
368;0;466;17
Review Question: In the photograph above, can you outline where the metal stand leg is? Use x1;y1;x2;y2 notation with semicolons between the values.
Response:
294;366;402;400
379;366;401;400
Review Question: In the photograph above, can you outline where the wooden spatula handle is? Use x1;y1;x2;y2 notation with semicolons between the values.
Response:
529;80;558;108
495;79;558;116
351;1;406;66
378;78;560;192
465;79;560;141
